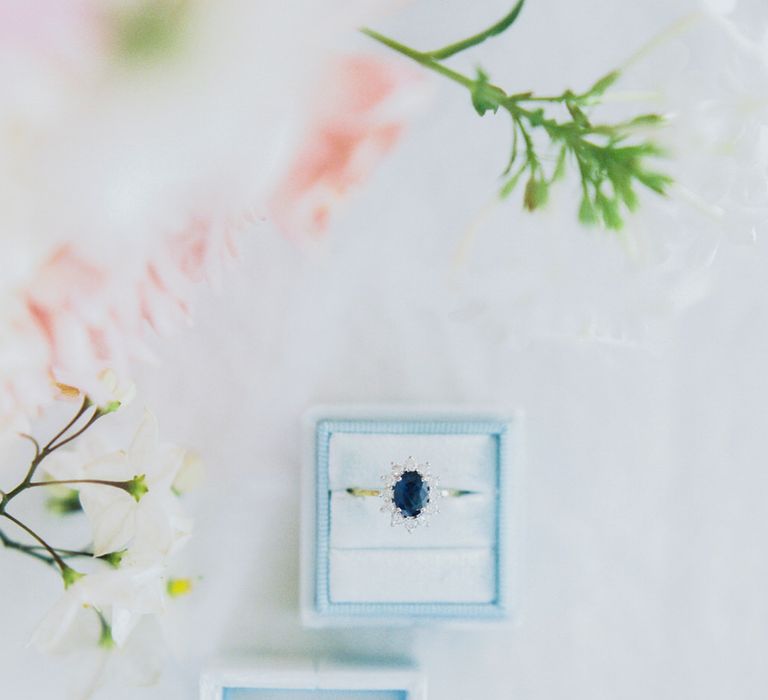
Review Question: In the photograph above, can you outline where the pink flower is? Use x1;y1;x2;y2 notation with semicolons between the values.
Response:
0;5;420;428
269;55;424;237
0;298;51;436
0;218;238;421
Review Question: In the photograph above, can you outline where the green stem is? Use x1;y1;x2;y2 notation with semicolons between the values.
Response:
362;27;594;111
502;120;520;175
514;114;536;164
425;0;525;60
361;27;553;126
360;28;474;90
362;7;670;231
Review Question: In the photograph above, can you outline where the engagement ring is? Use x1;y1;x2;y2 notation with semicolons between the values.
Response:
346;456;473;532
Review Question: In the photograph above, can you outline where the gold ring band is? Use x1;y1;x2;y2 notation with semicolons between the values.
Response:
345;487;475;498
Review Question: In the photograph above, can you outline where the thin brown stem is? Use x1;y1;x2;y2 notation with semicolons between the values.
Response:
23;542;94;558
2;397;99;506
0;528;55;566
27;478;133;494
1;511;68;573
18;433;41;459
46;411;101;455
43;396;92;452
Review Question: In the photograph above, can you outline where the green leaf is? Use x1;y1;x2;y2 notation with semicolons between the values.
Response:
625;113;666;127
617;181;638;212
611;143;665;160
552;146;568;182
578;195;598;225
502;124;520;176
364;18;673;230
528;108;545;127
427;0;526;60
586;70;620;98
499;167;526;199
471;69;504;116
596;192;623;229
635;170;673;195
566;101;590;129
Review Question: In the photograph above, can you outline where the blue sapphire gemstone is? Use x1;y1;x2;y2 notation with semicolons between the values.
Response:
393;470;429;518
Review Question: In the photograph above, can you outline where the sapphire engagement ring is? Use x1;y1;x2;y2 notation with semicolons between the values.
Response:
346;456;473;532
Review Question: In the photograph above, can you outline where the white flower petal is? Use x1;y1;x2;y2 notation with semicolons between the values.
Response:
111;617;167;687
29;587;84;653
43;450;86;482
131;496;175;562
43;434;115;481
172;449;204;493
82;450;132;481
149;445;185;490
128;409;160;474
96;368;137;407
80;486;137;556
127;495;191;564
110;605;139;648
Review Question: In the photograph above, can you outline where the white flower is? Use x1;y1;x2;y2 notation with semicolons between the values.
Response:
90;616;169;691
43;432;110;479
30;561;167;652
76;410;193;558
95;368;137;411
172;449;204;494
30;408;198;653
39;615;169;698
30;406;197;657
43;408;194;560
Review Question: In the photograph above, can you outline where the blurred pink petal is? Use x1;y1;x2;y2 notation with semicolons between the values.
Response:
0;3;412;430
269;55;424;238
0;221;238;421
0;0;103;61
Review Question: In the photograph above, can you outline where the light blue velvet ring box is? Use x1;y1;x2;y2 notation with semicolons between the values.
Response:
201;660;426;700
301;406;523;627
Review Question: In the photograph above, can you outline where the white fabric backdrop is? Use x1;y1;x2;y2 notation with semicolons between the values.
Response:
2;0;767;697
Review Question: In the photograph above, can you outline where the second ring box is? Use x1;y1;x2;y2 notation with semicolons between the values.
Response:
300;406;523;627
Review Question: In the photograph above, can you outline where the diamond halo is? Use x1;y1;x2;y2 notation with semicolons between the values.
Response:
380;456;440;532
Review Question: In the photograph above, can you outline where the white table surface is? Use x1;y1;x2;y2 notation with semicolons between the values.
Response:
2;0;767;698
